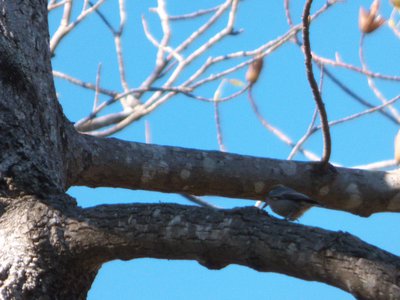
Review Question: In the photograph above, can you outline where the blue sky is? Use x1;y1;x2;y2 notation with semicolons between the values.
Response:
49;1;400;299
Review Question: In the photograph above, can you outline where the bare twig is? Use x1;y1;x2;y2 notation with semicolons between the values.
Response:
388;10;400;38
165;5;222;21
142;15;184;63
353;160;397;170
302;0;331;167
284;93;400;162
93;63;102;112
48;0;67;11
90;0;116;33
74;85;247;131
299;94;400;145
145;120;151;144
213;80;230;152
65;1;338;137
92;0;240;136
137;0;234;102
359;34;400;122
214;99;226;152
180;194;221;209
88;1;338;137
50;0;106;54
287;108;319;161
155;0;172;67
91;0;138;109
283;0;300;44
53;71;117;97
288;64;325;160
115;0;134;109
322;68;399;124
247;84;320;161
313;53;400;81
326;94;400;127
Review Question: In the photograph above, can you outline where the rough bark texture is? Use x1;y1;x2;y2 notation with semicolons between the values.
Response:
0;1;400;299
0;195;99;299
1;194;399;299
71;134;400;217
78;204;400;300
0;1;68;196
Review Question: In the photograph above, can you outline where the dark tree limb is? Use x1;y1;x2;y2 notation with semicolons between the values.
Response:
65;201;400;300
4;194;399;299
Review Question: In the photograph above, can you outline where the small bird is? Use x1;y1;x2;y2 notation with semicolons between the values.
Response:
264;185;323;221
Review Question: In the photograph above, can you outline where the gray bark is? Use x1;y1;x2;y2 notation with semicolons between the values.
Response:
71;134;400;217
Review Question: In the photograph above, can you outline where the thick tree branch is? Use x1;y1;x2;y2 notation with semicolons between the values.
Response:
65;203;400;300
68;133;400;217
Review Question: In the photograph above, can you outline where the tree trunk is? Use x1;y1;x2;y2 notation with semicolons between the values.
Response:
0;195;98;299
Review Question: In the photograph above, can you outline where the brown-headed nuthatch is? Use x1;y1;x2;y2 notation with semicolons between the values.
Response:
264;185;323;221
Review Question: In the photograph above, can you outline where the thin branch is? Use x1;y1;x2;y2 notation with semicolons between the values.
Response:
288;108;319;160
75;86;248;132
283;0;300;44
155;0;171;67
326;94;400;127
313;52;400;81
74;86;191;130
322;68;399;125
388;10;400;38
171;0;234;60
353;160;397;170
53;71;117;97
247;85;320;161
288;63;325;160
283;94;400;163
142;15;184;63
90;0;240;136
73;0;339;136
213;92;226;152
145;120;151;144
48;0;67;11
302;0;331;167
180;194;221;209
114;0;133;109
165;5;222;21
136;0;233;101
90;0;138;109
90;0;116;33
358;34;400;122
92;63;102;112
50;0;106;54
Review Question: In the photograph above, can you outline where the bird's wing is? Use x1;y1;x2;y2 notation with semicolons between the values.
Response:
281;190;323;206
